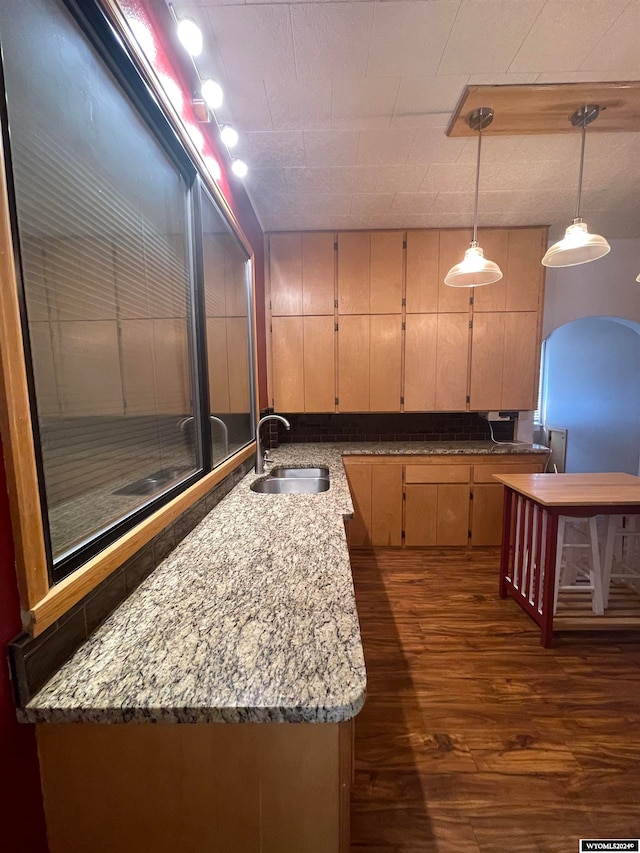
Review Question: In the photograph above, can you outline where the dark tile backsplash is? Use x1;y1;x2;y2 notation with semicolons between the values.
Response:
9;456;253;708
272;412;516;445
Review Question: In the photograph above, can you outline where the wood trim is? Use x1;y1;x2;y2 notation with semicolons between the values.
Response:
28;443;255;636
447;81;640;137
344;453;546;467
0;133;50;610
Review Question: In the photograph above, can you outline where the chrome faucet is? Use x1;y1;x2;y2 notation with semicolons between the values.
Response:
255;415;290;474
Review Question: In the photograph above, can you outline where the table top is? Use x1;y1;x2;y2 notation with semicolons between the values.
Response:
492;472;640;507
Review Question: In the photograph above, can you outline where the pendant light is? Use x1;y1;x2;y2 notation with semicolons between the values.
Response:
444;107;503;288
542;105;610;268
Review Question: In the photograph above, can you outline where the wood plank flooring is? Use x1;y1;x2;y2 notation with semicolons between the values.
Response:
349;548;640;853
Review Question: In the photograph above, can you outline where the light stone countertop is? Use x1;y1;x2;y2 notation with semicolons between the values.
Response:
23;441;547;725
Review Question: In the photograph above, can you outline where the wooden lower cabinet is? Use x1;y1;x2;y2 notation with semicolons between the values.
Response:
37;719;353;853
344;460;402;546
405;484;469;546
470;460;545;546
470;484;506;546
345;454;546;549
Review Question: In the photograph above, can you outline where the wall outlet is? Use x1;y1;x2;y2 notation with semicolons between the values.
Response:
487;411;510;421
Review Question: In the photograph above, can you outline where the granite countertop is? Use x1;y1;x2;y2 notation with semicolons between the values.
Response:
23;441;546;725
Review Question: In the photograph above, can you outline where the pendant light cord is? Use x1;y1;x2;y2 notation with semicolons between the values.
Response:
575;117;587;220
473;123;482;244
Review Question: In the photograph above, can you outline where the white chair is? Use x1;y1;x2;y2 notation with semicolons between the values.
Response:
553;516;605;616
602;515;640;607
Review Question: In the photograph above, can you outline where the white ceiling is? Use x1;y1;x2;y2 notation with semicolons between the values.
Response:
173;0;640;238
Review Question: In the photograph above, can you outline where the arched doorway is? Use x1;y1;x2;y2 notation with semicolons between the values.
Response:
541;316;640;474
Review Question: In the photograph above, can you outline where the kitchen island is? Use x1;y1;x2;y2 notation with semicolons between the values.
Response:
24;441;547;853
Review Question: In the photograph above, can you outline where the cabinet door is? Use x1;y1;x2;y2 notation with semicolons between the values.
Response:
470;484;505;546
302;232;335;316
505;228;546;312
435;313;470;411
304;316;335;413
371;464;403;546
471;460;544;546
406;231;439;314
271;316;304;412
469;312;505;411
472;228;546;313
338;233;370;314
370;315;402;412
269;233;303;316
502;312;539;410
338;315;369;412
344;462;372;547
469;311;539;411
437;229;473;313
370;232;403;314
436;484;470;546
470;229;510;313
338;232;403;315
404;314;437;411
405;484;438;546
405;483;468;546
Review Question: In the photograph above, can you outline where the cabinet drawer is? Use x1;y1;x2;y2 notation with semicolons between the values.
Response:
405;464;470;484
472;462;543;483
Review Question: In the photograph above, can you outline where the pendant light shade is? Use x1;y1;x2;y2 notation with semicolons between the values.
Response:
445;107;503;288
444;242;503;288
541;105;610;268
542;219;610;267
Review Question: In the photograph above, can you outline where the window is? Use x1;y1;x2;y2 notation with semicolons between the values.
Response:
201;186;254;466
0;0;255;583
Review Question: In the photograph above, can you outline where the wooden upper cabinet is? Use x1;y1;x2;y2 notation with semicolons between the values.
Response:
404;314;438;411
404;313;469;412
303;315;335;413
269;234;302;316
473;227;546;313
338;232;369;314
269;232;335;316
338;315;402;412
271;315;304;412
369;315;402;412
469;312;505;411
505;228;546;312
406;231;439;314
338;314;370;411
469;311;540;411
338;231;403;315
468;229;510;313
370;232;403;314
437;229;473;313
301;232;335;315
502;311;540;410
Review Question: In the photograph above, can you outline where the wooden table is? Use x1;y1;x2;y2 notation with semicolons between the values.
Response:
494;473;640;647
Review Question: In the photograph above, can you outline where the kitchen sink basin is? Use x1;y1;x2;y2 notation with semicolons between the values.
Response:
269;466;329;479
251;474;330;494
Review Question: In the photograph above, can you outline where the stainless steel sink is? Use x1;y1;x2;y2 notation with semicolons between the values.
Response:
251;473;330;494
269;466;329;479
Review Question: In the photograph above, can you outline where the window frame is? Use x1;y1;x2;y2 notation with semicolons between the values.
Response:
0;0;259;634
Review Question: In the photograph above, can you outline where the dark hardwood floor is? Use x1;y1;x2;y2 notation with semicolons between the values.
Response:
349;548;640;853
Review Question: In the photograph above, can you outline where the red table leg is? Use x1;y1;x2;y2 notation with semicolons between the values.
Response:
499;487;513;599
540;509;559;648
